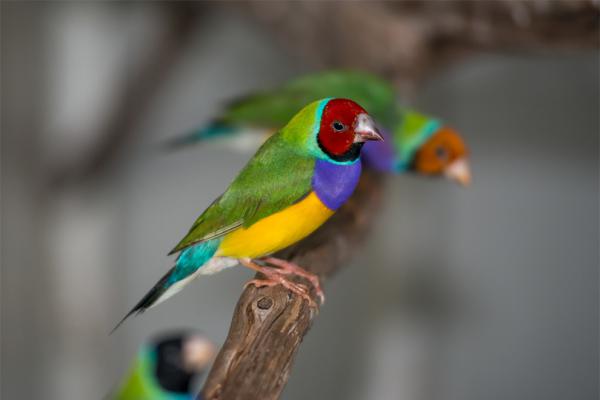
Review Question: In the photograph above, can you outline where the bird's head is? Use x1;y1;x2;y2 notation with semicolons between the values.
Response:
284;98;383;163
149;331;216;394
378;110;470;186
411;125;470;186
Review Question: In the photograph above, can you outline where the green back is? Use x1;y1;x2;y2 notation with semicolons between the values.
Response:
221;70;397;129
391;109;443;169
170;101;325;254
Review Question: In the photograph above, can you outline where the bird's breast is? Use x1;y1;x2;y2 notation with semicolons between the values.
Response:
311;158;362;211
216;192;334;259
216;159;361;259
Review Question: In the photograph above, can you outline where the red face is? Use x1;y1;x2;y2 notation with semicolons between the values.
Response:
317;99;379;162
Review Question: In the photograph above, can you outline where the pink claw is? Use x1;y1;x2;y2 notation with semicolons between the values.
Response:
262;257;325;305
245;274;317;309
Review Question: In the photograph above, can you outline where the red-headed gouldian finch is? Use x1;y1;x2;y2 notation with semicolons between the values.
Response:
167;70;470;186
115;98;383;329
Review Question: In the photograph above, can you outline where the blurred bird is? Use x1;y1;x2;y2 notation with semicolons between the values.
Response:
115;98;383;329
166;70;470;186
112;331;216;400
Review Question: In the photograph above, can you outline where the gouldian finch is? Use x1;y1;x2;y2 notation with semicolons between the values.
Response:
116;98;382;327
167;70;470;186
113;331;215;400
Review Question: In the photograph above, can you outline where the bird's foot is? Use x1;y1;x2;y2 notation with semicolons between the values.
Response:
245;276;317;309
262;257;325;305
240;259;318;308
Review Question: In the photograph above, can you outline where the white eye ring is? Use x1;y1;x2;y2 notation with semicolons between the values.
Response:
332;121;346;132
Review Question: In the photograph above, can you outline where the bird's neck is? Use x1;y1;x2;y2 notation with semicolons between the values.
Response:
395;117;442;170
311;158;362;211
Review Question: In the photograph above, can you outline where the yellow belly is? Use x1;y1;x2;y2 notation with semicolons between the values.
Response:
216;192;334;259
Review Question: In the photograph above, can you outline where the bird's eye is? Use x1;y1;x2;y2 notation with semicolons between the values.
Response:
435;146;448;161
332;121;346;132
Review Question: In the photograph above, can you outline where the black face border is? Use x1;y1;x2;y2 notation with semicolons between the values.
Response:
317;138;364;163
154;337;194;394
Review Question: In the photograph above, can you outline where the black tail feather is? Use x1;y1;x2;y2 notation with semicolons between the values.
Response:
110;268;174;334
163;133;200;151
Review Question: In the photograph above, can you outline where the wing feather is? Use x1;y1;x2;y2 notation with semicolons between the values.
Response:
222;71;396;128
169;134;315;255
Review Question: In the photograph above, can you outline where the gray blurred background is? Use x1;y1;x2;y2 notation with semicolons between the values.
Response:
2;2;598;400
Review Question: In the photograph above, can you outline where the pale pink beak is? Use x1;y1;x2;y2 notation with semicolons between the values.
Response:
444;158;471;187
354;113;384;142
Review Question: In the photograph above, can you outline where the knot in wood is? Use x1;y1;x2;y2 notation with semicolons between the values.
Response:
257;296;273;310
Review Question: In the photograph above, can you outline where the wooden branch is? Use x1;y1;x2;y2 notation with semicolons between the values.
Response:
201;171;385;400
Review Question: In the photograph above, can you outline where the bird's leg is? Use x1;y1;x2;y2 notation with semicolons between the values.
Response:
262;257;325;305
239;258;317;308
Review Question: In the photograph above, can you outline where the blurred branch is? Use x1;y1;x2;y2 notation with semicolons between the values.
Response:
235;0;599;91
201;2;599;399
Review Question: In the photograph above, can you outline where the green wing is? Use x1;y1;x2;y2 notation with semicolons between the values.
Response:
169;134;315;254
221;70;397;129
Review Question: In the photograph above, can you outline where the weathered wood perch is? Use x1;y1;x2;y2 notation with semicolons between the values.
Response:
200;2;598;399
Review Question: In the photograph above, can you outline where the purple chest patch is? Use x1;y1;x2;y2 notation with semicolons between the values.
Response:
361;128;396;172
312;159;362;211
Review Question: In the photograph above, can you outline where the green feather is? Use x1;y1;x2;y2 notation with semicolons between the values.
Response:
392;109;442;170
214;70;441;166
171;71;449;170
113;347;183;400
222;70;397;128
169;101;325;255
